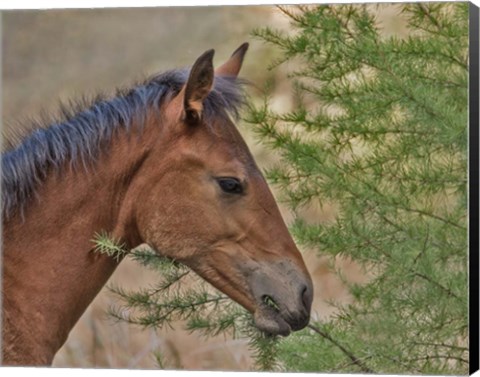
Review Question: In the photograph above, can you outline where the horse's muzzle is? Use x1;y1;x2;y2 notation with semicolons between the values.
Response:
248;262;314;336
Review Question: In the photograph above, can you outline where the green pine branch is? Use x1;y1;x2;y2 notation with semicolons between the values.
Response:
245;3;468;375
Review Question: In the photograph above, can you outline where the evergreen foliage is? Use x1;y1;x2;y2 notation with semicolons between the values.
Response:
245;3;468;374
94;3;469;374
93;236;278;370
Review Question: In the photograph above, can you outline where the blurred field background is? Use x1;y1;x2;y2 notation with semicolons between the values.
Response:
2;5;408;370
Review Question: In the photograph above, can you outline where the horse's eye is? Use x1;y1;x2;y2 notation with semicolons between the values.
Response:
217;177;243;194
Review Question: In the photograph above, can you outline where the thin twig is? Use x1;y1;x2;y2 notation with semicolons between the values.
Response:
307;323;375;373
413;272;461;300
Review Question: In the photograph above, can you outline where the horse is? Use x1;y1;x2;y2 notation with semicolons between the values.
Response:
1;43;313;366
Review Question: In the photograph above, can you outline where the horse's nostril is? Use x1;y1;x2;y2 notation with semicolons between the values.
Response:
301;284;312;311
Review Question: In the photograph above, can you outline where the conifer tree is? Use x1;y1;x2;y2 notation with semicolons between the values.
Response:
95;3;469;374
245;3;469;374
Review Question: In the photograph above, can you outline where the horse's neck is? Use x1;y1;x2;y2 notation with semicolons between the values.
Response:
2;128;150;365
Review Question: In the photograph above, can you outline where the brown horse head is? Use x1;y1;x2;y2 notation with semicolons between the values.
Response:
134;44;313;336
2;43;314;365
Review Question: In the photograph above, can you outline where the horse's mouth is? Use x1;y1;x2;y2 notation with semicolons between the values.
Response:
253;296;292;336
252;292;312;336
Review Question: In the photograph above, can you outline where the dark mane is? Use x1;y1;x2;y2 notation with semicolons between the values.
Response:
2;69;246;218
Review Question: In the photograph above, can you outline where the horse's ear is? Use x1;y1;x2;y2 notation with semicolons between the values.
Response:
215;42;249;78
183;49;215;124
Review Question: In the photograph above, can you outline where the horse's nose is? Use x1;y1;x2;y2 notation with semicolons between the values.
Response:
287;283;313;331
301;283;313;313
249;263;313;332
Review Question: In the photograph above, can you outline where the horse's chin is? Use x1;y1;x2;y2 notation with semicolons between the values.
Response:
253;306;292;337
